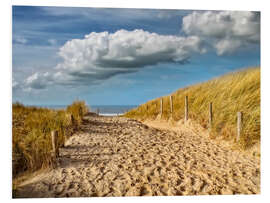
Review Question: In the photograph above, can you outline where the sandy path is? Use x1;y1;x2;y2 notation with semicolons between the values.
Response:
15;114;260;198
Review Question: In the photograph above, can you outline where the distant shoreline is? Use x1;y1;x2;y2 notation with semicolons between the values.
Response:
16;104;137;115
99;113;124;116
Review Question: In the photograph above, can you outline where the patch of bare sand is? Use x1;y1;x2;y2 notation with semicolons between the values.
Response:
14;115;260;198
144;116;260;157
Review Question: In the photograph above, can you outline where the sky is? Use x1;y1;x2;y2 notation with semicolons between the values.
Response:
12;6;260;106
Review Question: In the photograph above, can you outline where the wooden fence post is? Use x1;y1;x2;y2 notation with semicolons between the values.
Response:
97;108;100;115
60;124;65;147
237;112;242;142
209;102;213;128
185;96;188;122
170;95;173;115
79;106;83;117
160;98;163;116
51;130;59;158
71;114;75;125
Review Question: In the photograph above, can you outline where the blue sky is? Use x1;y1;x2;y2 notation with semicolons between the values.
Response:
12;6;260;106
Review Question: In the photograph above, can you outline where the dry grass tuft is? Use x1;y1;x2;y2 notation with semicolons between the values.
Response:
12;100;89;179
125;67;260;150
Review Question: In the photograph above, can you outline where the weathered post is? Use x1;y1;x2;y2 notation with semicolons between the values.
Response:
237;112;242;142
97;108;100;115
170;95;173;115
71;114;75;125
160;98;163;116
185;96;188;122
79;106;83;118
60;124;65;147
209;102;213;128
51;130;59;158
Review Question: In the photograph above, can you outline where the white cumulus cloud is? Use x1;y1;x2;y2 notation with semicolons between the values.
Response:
57;29;206;70
24;29;206;90
182;11;260;55
24;72;53;90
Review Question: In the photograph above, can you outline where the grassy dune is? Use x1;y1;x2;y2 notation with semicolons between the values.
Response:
12;100;89;178
125;67;260;150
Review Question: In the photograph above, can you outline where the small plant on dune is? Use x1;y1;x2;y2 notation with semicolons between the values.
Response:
125;67;260;150
67;100;89;127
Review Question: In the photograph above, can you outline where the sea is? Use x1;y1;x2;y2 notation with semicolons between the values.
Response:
34;105;138;116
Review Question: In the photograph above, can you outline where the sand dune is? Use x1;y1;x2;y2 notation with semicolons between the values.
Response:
14;114;260;198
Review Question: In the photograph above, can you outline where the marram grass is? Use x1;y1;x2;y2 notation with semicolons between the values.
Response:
12;100;89;178
125;67;260;150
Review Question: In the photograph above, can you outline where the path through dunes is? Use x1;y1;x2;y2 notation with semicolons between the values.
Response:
14;114;260;197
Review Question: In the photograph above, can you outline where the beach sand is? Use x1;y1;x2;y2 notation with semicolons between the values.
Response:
14;114;260;197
